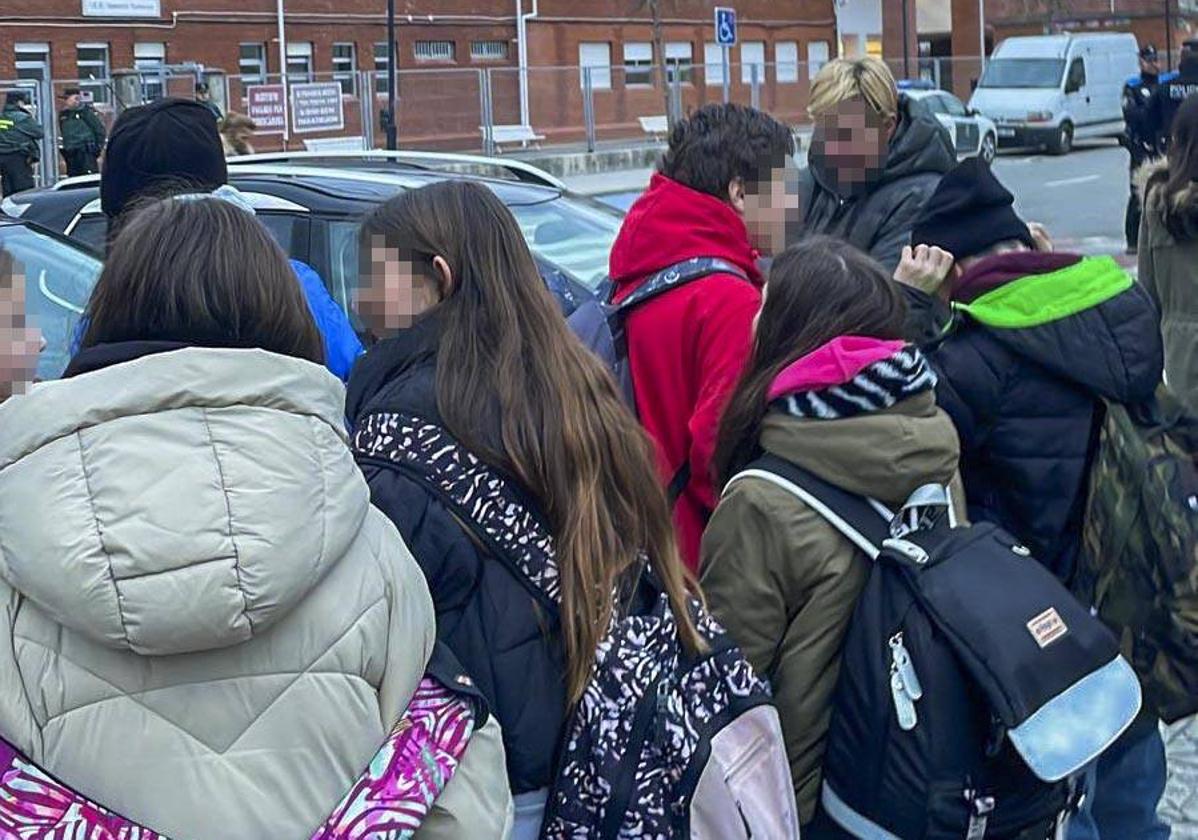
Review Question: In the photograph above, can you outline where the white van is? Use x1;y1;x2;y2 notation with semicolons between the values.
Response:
968;33;1139;155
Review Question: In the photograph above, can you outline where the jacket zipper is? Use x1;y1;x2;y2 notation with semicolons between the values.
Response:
599;672;671;838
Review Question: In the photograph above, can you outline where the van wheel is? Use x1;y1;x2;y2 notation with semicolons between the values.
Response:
980;133;997;164
1049;123;1073;156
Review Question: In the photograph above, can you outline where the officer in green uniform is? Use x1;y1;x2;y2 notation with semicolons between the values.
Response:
58;87;107;177
0;91;44;197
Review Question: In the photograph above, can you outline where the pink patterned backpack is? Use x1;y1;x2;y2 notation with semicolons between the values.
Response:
0;676;475;840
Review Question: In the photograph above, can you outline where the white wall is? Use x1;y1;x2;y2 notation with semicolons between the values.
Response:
835;0;882;57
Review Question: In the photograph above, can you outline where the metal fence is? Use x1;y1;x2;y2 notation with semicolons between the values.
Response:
4;56;996;187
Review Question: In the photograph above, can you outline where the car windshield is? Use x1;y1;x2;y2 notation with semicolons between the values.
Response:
0;225;102;380
326;191;622;314
979;58;1065;89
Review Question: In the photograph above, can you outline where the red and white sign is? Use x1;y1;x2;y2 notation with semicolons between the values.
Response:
246;84;287;135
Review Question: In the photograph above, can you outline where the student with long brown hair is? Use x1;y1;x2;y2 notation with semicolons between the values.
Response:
702;236;963;831
346;179;705;837
0;196;510;839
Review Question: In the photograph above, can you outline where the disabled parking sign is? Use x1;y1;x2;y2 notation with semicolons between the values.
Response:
715;7;737;47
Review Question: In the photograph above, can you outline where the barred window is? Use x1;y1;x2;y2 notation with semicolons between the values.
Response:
414;41;455;62
471;40;509;61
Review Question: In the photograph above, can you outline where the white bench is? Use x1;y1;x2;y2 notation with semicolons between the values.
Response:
639;115;669;140
482;124;545;153
303;136;366;152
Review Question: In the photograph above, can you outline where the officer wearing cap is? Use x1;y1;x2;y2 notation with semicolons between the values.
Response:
0;91;44;197
58;87;107;177
1122;45;1171;252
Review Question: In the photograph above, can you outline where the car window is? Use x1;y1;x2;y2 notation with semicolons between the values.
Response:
941;94;967;117
1066;58;1086;93
70;215;108;252
324;192;622;317
0;225;102;380
921;95;946;116
257;212;304;257
979;58;1066;89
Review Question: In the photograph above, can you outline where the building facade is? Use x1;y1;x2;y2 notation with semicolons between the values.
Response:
0;0;836;151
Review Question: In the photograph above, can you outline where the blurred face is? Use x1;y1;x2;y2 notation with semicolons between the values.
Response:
812;98;897;192
0;257;44;399
355;236;447;336
64;94;81;109
737;159;803;257
1141;57;1160;76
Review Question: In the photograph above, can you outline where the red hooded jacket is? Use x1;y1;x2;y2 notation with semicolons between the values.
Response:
610;173;763;571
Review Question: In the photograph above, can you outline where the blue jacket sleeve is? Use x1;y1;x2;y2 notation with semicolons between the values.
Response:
290;259;364;382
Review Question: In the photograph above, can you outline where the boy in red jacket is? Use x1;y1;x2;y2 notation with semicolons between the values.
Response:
609;103;798;571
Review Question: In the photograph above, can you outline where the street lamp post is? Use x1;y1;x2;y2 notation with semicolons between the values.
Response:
386;0;397;150
1166;0;1174;71
276;0;290;149
901;0;911;78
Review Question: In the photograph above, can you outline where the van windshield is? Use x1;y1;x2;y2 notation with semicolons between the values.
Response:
979;58;1065;89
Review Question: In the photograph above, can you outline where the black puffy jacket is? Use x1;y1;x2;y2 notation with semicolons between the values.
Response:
798;94;956;273
346;314;567;795
922;252;1162;583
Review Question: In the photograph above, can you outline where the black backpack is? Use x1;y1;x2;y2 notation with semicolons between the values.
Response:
730;455;1143;840
567;257;748;502
352;411;800;840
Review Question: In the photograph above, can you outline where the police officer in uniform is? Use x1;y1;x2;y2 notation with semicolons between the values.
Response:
1151;47;1198;154
1122;45;1169;252
58;87;107;177
0;91;44;197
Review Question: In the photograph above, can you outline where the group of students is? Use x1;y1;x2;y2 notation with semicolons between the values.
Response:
0;53;1189;840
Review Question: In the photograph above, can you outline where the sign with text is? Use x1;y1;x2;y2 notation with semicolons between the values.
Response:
82;0;161;17
290;82;345;134
714;7;737;47
246;84;287;135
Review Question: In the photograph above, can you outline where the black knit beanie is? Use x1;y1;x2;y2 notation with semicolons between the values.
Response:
909;156;1034;261
101;98;228;219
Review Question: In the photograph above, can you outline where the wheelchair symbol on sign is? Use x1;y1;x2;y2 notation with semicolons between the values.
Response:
715;7;737;47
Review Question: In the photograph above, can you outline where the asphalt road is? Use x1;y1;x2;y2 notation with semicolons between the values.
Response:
581;138;1137;258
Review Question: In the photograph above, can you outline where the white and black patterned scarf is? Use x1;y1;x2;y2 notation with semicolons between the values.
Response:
775;345;938;421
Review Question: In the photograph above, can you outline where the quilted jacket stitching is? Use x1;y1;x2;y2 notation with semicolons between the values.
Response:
74;429;130;648
201;407;253;635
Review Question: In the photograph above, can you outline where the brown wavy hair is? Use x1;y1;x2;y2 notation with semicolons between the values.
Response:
713;236;907;489
360;180;703;704
1148;93;1198;241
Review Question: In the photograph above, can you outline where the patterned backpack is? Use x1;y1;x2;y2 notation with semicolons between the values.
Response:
1080;387;1198;724
0;674;477;839
352;411;799;840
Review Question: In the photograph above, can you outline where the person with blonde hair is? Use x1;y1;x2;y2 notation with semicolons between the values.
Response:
797;56;955;272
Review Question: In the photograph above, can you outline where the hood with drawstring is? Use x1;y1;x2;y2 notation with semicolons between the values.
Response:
702;337;963;823
798;94;956;272
932;251;1163;581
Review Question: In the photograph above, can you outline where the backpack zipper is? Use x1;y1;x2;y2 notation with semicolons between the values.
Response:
599;672;673;837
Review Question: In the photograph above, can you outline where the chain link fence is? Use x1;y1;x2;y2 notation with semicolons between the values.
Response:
4;55;995;186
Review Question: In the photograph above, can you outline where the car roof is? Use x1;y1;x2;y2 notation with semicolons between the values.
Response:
904;89;955;100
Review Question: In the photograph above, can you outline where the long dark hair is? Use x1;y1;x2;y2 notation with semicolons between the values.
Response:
81;197;324;364
1158;93;1198;240
713;236;907;488
359;180;703;704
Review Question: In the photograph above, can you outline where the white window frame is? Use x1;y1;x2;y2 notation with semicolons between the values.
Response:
77;42;111;105
470;40;509;61
776;41;799;84
374;42;394;95
134;42;166;102
286;41;314;85
14;43;50;78
666;41;693;85
332;42;357;96
414;40;455;62
808;41;831;80
239;42;267;85
579;42;612;91
704;42;725;87
623;42;653;87
741;41;765;85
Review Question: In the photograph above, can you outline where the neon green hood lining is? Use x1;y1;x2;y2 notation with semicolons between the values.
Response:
954;256;1132;329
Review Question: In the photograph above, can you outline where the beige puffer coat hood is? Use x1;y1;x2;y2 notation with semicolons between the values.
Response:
0;347;511;839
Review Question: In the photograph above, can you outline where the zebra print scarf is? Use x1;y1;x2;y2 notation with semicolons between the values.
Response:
774;345;938;421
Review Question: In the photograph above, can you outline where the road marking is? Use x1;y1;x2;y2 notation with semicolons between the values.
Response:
1045;174;1101;187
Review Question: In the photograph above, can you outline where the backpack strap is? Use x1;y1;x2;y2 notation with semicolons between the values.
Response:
613;257;749;312
727;454;893;559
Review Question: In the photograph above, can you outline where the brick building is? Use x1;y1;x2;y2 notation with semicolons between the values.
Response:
0;0;836;150
985;0;1198;57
